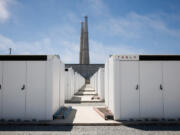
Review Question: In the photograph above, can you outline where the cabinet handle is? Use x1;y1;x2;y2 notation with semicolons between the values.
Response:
21;84;25;90
0;84;1;90
136;84;139;90
160;84;163;90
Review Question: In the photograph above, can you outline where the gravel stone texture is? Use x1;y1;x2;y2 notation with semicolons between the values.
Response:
0;125;180;135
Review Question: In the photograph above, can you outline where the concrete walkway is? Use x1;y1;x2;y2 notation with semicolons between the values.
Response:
52;106;119;125
67;84;104;103
61;84;119;125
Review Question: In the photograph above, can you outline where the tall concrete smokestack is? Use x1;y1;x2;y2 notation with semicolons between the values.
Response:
79;22;84;64
82;16;90;64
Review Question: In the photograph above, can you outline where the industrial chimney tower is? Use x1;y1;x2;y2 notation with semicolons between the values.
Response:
79;16;90;64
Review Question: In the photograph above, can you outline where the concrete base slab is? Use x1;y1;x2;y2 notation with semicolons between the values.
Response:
93;107;114;120
49;106;119;125
0;106;120;126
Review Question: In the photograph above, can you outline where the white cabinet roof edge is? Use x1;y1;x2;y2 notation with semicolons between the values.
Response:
110;54;180;61
0;55;62;61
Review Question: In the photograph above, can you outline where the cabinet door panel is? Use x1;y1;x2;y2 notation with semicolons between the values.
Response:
120;61;140;120
0;62;2;119
163;62;180;119
26;61;46;120
3;61;26;120
140;61;163;118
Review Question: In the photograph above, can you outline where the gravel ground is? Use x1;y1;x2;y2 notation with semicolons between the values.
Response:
0;125;180;135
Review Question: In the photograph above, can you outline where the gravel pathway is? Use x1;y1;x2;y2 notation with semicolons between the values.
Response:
0;125;180;135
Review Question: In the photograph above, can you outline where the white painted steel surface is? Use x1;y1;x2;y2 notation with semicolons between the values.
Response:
96;73;98;93
0;55;65;120
0;62;2;119
65;68;85;101
64;71;68;100
68;68;74;99
52;57;61;115
46;56;64;120
120;61;140;120
105;55;180;120
26;61;46;120
140;62;163;119
3;61;26;120
59;62;65;106
90;68;105;100
163;62;180;119
98;68;105;99
105;60;109;107
110;56;120;120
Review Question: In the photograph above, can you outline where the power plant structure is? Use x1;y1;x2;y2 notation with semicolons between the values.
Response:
79;16;90;64
65;16;104;81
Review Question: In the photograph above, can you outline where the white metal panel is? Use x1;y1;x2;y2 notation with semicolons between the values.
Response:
45;58;53;120
59;63;65;107
108;57;114;115
26;61;46;120
52;58;60;115
64;72;68;100
98;68;105;99
140;61;163;119
96;73;98;93
67;71;71;100
163;62;180;119
3;61;26;120
104;61;109;107
110;57;121;120
120;61;140;120
0;62;2;119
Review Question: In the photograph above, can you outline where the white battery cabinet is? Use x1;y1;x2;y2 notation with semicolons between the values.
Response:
163;62;180;119
95;73;98;93
64;71;69;100
0;55;64;121
59;62;65;107
74;72;85;93
105;60;109;107
3;61;26;120
26;61;46;120
64;67;85;101
140;61;164;119
90;68;105;100
46;56;60;120
64;68;77;101
106;55;180;120
98;68;105;100
120;61;140;120
0;62;2;119
108;56;120;120
69;68;75;99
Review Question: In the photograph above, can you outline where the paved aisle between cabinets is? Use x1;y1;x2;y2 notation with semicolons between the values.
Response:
53;106;118;125
56;84;119;125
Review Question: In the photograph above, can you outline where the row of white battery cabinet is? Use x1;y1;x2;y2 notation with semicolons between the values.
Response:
0;55;65;121
74;72;86;93
105;55;180;120
65;67;85;100
90;68;105;100
90;71;98;93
